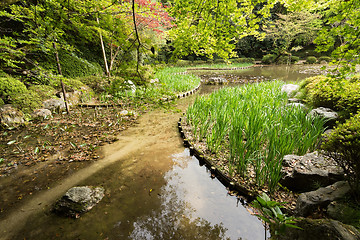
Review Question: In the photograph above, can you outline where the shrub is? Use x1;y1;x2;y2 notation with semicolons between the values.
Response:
0;76;41;113
306;56;317;64
175;60;192;67
262;54;275;64
300;75;340;108
300;75;360;118
291;56;300;63
40;51;102;78
48;76;86;91
28;85;57;101
231;58;255;63
78;75;109;93
276;55;289;64
318;56;332;63
322;112;360;197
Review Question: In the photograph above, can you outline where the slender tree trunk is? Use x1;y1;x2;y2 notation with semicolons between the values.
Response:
97;15;111;80
53;41;70;115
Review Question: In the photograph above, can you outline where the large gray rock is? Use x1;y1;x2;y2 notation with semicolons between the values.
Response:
31;108;52;119
281;84;300;96
327;201;360;223
53;186;105;218
0;104;24;128
281;151;344;192
309;107;338;127
43;98;66;111
296;181;350;217
276;218;360;240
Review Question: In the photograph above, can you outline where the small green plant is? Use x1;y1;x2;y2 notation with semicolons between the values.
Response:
318;56;332;63
251;193;301;236
306;56;317;64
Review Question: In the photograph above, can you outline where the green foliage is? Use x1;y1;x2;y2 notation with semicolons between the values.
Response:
0;36;26;70
318;56;332;63
314;0;360;75
48;76;85;91
262;54;276;64
186;81;325;191
0;76;41;113
28;85;57;101
322;112;360;196
251;193;301;236
306;56;317;64
301;75;360;117
168;0;279;60
291;56;300;63
41;51;102;78
231;58;255;64
77;75;109;93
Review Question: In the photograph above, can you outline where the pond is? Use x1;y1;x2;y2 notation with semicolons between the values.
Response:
6;65;316;240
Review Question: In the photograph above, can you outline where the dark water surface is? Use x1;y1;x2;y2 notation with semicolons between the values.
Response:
7;65;316;240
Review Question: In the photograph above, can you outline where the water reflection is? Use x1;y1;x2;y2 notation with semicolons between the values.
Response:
190;65;317;83
129;149;266;240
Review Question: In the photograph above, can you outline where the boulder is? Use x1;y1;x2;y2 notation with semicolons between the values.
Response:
327;201;360;223
205;77;228;85
309;107;338;127
31;108;52;119
281;151;344;192
281;84;300;96
296;181;350;217
53;186;105;218
0;104;24;128
43;98;66;112
276;218;360;240
286;102;308;110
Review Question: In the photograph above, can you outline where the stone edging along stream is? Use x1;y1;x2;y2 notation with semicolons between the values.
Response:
177;117;255;202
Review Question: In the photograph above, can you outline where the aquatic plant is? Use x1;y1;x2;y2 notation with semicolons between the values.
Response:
186;81;326;191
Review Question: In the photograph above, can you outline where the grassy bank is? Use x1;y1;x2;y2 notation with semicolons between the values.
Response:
185;81;326;191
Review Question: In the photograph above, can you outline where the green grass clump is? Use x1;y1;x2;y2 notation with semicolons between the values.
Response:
186;81;325;191
154;67;201;93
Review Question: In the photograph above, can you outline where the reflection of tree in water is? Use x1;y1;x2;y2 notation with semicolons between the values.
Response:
129;192;230;240
129;167;231;240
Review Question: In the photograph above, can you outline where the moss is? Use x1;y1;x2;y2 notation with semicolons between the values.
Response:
48;76;86;91
28;85;57;101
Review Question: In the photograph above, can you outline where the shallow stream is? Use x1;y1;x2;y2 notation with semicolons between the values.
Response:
1;65;316;240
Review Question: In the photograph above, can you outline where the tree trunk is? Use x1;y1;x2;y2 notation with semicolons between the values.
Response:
53;41;70;115
97;15;111;80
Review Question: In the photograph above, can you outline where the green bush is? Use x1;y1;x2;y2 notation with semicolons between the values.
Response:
322;112;360;196
306;56;317;64
300;75;360;118
291;56;300;63
262;54;275;64
318;56;332;63
28;85;57;101
48;76;86;91
300;75;340;108
175;60;192;67
0;77;41;113
78;75;109;93
276;55;289;64
231;58;255;63
40;51;102;78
